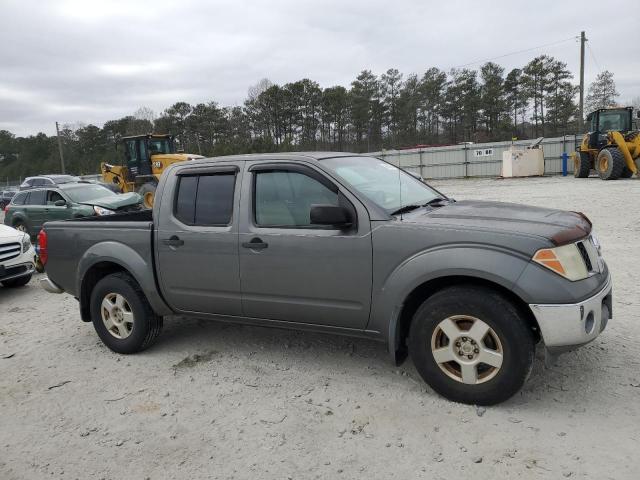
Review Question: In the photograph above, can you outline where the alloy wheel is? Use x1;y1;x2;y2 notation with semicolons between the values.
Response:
100;292;134;339
430;315;503;384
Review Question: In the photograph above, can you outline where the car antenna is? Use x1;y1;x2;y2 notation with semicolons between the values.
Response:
398;161;403;221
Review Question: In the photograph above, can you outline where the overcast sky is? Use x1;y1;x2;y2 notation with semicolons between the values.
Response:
1;0;638;136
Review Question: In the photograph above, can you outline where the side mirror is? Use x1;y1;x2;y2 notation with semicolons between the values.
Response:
310;204;352;228
54;199;66;207
636;110;640;119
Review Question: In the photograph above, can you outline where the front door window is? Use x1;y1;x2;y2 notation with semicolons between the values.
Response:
254;171;339;228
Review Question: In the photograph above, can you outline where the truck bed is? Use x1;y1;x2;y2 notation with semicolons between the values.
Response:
43;210;155;297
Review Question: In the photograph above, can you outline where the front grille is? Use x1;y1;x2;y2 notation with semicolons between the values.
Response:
576;241;593;271
0;242;21;262
0;264;28;280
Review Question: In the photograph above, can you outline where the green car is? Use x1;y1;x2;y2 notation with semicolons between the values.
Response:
4;183;143;237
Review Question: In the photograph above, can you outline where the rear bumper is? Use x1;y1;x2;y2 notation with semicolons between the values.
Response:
529;273;612;352
40;276;64;294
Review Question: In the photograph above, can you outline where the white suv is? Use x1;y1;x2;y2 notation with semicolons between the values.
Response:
0;224;35;287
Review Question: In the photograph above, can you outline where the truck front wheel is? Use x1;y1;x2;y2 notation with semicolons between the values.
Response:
408;285;534;405
89;272;163;354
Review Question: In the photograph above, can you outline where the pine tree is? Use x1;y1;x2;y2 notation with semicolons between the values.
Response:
585;70;619;113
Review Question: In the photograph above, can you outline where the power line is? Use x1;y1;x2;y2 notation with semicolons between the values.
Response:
449;36;578;70
586;43;602;73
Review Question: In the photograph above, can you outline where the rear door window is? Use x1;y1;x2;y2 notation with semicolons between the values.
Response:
174;173;236;226
25;190;45;205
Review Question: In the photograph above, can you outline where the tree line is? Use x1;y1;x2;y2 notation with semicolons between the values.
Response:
0;56;621;182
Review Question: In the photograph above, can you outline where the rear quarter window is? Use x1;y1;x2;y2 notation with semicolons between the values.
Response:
12;192;28;205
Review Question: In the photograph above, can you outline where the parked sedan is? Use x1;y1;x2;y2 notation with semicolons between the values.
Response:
4;183;143;236
0;224;35;288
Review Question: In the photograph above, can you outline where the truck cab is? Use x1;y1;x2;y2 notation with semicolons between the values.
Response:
586;107;633;149
122;134;177;178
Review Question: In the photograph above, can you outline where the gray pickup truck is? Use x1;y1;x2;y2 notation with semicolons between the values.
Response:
40;152;612;405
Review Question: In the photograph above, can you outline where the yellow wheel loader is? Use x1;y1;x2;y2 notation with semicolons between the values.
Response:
572;107;640;180
101;134;202;208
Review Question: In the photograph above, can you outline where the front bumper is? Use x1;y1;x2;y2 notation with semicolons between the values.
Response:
529;273;612;352
0;261;35;283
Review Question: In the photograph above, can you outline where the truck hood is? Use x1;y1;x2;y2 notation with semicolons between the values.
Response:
79;192;142;210
408;200;591;245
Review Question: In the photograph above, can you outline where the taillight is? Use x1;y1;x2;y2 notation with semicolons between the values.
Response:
3;205;8;213
38;229;48;266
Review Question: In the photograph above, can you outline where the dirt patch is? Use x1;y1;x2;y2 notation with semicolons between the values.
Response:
172;350;218;370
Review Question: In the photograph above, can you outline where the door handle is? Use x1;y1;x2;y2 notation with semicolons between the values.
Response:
162;235;184;247
242;238;268;250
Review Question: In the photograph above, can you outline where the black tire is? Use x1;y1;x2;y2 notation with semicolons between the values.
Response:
621;166;633;178
35;256;45;273
89;272;163;354
597;148;625;180
138;183;157;209
2;274;32;288
573;151;591;178
408;285;534;405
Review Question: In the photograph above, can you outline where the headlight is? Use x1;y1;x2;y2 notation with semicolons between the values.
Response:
590;232;602;255
21;233;31;253
93;205;115;216
532;243;588;281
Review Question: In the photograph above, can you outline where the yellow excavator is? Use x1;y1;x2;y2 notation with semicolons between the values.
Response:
573;106;640;180
101;134;202;208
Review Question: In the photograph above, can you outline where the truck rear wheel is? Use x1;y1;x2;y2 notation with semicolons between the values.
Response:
89;272;163;354
573;151;591;178
138;183;157;209
597;148;625;180
408;285;534;405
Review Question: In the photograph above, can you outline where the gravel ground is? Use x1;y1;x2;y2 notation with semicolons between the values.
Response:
1;176;639;479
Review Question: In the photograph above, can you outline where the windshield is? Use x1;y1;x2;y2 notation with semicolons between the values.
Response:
147;138;173;155
321;156;441;213
597;111;631;132
65;185;117;203
53;176;80;184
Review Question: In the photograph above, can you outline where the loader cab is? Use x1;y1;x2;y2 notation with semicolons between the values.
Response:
122;135;176;177
587;108;633;149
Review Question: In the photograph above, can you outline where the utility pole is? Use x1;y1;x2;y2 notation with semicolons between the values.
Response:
579;31;587;130
55;121;66;174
